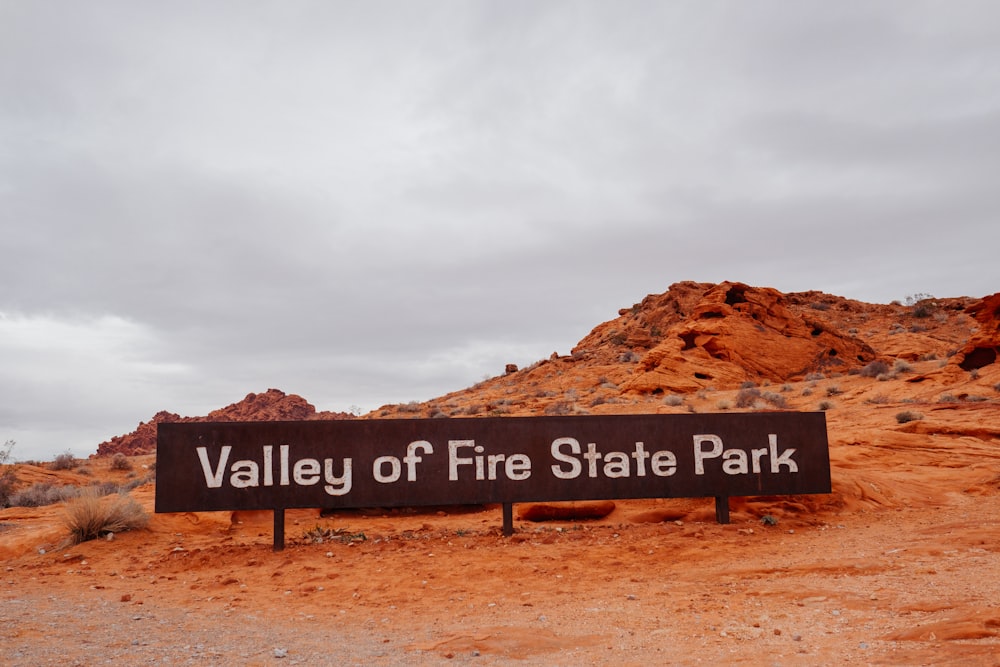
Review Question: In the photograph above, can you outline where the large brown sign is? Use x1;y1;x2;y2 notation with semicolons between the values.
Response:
156;413;830;516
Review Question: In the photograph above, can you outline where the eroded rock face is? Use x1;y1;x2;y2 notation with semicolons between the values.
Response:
624;282;877;394
958;293;1000;371
95;389;351;457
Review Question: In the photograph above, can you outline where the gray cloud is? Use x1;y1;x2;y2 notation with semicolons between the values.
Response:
2;1;999;460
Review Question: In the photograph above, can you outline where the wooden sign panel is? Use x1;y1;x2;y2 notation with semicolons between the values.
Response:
156;413;830;513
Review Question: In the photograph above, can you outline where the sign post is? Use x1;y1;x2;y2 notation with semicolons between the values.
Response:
156;413;831;550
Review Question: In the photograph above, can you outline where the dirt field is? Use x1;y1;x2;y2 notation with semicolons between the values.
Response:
4;457;1000;665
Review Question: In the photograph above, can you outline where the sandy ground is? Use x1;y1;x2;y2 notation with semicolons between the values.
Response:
4;487;1000;665
4;368;1000;665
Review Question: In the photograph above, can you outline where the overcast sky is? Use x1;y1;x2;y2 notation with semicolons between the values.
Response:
2;1;998;461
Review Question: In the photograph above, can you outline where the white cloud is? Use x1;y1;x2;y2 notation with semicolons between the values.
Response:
0;312;191;459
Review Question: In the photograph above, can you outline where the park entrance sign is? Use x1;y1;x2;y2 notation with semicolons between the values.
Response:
156;412;831;549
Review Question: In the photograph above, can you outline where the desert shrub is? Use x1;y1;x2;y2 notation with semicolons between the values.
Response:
62;490;148;544
0;440;15;508
50;452;76;471
865;394;890;405
663;394;684;407
804;372;826;382
716;400;732;411
9;482;81;507
860;360;890;378
89;480;121;496
893;359;913;373
967;395;988;403
994;382;1000;393
589;396;606;407
399;401;422;413
817;400;834;411
877;372;895;381
739;381;757;389
110;453;132;472
761;392;787;409
826;385;842;397
618;350;640;363
781;383;793;393
801;388;813;397
912;301;936;318
938;394;958;403
895;410;924;424
735;387;761;408
809;302;830;311
544;401;574;416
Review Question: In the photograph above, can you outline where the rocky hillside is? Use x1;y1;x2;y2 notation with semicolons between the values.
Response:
94;389;353;457
375;280;994;419
96;281;998;456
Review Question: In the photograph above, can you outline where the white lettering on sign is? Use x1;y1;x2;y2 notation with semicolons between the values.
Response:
692;433;798;475
448;440;532;481
550;438;677;479
196;446;353;496
373;440;433;484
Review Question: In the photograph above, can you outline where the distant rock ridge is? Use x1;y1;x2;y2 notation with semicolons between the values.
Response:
94;389;352;457
373;280;990;420
96;282;999;454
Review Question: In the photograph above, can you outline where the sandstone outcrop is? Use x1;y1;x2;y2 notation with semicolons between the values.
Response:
623;282;878;394
95;389;351;457
956;292;1000;371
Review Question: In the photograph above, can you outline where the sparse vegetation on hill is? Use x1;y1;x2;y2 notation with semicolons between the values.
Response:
92;282;1000;450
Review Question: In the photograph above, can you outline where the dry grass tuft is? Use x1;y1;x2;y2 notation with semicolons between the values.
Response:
62;490;149;544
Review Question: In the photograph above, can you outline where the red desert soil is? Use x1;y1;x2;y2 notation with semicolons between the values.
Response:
3;281;1000;665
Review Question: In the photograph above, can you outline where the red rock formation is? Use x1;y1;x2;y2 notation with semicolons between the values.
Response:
957;292;1000;371
95;389;352;457
624;282;878;394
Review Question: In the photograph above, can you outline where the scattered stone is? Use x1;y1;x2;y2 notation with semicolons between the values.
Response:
273;648;288;658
